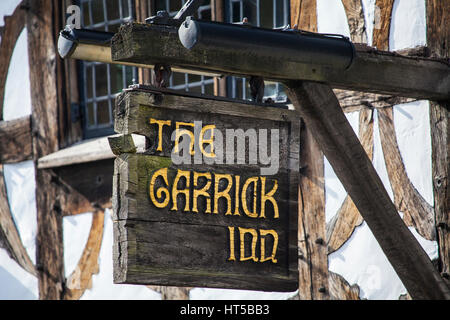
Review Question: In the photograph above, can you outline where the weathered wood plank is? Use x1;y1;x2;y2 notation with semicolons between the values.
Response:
285;81;450;300
111;22;450;100
27;0;64;299
328;271;360;300
0;116;32;164
0;164;36;276
372;0;394;50
427;0;450;285
53;159;114;209
290;0;317;32
290;2;330;300
113;153;298;291
341;0;367;43
378;107;435;241
429;101;450;282
326;108;373;254
426;0;449;59
334;89;416;113
297;124;329;299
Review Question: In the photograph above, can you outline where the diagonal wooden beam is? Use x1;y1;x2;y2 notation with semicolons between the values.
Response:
64;209;104;300
372;0;394;50
341;0;368;43
378;107;435;241
0;116;32;164
0;164;36;276
326;108;373;253
285;80;450;300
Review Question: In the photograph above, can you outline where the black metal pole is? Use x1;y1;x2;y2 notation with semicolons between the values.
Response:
178;17;356;70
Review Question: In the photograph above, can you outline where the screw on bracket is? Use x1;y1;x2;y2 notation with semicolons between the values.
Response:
152;63;172;88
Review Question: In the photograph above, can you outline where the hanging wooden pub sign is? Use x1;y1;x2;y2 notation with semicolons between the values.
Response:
110;86;300;292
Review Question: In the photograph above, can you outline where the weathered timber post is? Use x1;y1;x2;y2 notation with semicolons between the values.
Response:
285;81;450;300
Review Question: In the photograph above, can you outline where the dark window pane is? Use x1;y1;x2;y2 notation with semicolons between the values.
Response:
95;64;108;97
125;66;134;86
121;0;130;18
204;83;214;96
170;0;182;13
197;6;211;20
97;100;110;125
86;65;93;98
259;0;273;28
82;2;91;26
107;0;120;21
172;72;186;87
189;74;201;83
110;65;124;94
155;0;166;12
232;1;241;22
109;23;121;34
110;98;116;121
87;103;95;127
275;0;285;27
242;1;257;25
189;85;202;94
91;0;105;24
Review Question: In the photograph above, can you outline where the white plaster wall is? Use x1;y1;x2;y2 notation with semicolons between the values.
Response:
389;0;427;51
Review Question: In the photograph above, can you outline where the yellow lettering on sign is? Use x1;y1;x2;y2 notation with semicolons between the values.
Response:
149;118;171;152
199;124;216;158
149;168;170;208
260;177;279;219
213;174;232;215
234;175;241;216
239;227;258;262
260;229;278;263
241;177;259;218
192;172;212;213
227;226;236;261
171;170;191;212
174;122;195;155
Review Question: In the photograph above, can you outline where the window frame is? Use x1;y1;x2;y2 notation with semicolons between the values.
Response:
78;0;138;139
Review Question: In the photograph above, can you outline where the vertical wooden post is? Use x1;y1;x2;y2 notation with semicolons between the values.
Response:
27;0;65;299
426;0;450;284
290;0;329;300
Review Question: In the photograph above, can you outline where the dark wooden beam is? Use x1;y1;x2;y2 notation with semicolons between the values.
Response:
290;0;329;300
341;0;367;43
111;22;450;100
427;0;450;285
372;0;395;50
0;164;36;276
0;116;32;164
285;81;450;300
27;0;64;300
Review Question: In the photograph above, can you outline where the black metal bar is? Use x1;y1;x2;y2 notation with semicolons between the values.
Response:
178;17;356;70
58;26;113;59
174;0;205;20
